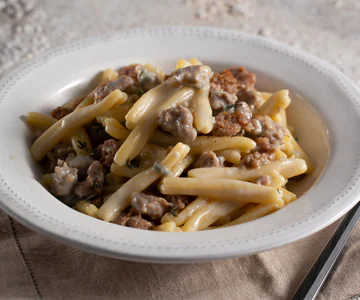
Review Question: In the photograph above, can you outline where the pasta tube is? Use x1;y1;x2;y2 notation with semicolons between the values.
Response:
152;222;182;232
282;131;315;174
215;149;241;165
189;136;256;154
161;197;208;226
96;102;133;125
191;84;213;134
74;201;99;218
181;200;246;232
176;59;191;69
110;163;147;178
222;201;284;227
160;178;284;205
256;90;291;118
104;118;131;140
125;78;179;129
100;68;118;84
25;112;57;131
189;58;202;65
71;127;93;156
188;158;307;181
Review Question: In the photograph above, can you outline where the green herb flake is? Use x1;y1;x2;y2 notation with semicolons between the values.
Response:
225;104;236;111
136;89;144;96
295;137;299;142
277;189;281;194
77;140;88;151
90;148;98;156
126;159;138;169
169;206;178;217
92;181;100;189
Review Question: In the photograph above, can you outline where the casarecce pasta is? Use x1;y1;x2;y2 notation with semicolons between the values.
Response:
25;59;314;232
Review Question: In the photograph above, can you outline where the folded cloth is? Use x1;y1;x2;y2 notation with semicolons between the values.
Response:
0;209;359;300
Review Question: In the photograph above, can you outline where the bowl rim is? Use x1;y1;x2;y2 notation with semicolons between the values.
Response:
0;26;360;263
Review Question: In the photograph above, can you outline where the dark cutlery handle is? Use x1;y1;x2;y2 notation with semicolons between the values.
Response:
291;201;360;300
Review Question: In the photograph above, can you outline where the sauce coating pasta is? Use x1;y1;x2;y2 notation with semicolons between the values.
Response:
26;59;313;231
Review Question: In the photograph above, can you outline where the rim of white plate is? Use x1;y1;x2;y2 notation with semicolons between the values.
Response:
0;26;359;263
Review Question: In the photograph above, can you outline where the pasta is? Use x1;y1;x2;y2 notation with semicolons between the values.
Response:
191;84;213;133
160;178;284;205
26;60;315;232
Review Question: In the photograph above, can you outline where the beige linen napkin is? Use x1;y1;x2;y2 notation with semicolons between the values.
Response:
1;209;359;300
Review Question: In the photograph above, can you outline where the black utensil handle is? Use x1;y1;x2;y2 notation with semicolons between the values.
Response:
291;201;360;300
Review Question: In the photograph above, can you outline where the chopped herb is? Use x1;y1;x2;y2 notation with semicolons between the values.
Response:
295;137;299;142
225;104;236;110
136;89;144;96
126;159;138;169
93;181;100;189
90;147;98;156
277;189;281;194
169;206;178;217
77;140;88;151
153;162;171;176
84;194;97;202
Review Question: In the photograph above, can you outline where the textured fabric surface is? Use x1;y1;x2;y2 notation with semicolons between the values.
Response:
1;1;360;299
2;210;359;300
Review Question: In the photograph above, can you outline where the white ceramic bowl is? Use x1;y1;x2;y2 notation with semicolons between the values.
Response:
0;27;360;263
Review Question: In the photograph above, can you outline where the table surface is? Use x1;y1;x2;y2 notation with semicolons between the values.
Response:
0;1;360;299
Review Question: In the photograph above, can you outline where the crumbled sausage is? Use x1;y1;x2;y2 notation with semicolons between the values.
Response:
255;137;276;152
195;151;224;168
93;75;135;102
51;160;78;197
229;67;256;91
241;151;275;168
240;117;283;169
209;90;237;111
256;175;271;186
50;96;84;119
75;161;104;199
113;212;129;226
131;192;172;220
118;64;139;81
112;209;154;230
98;139;121;167
165;195;189;212
84;123;113;148
210;70;239;94
126;215;154;230
236;90;262;111
157;104;197;141
51;106;72;120
211;102;253;136
210;66;255;94
173;65;212;88
138;68;161;91
65;153;94;178
46;144;75;172
248;115;285;148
